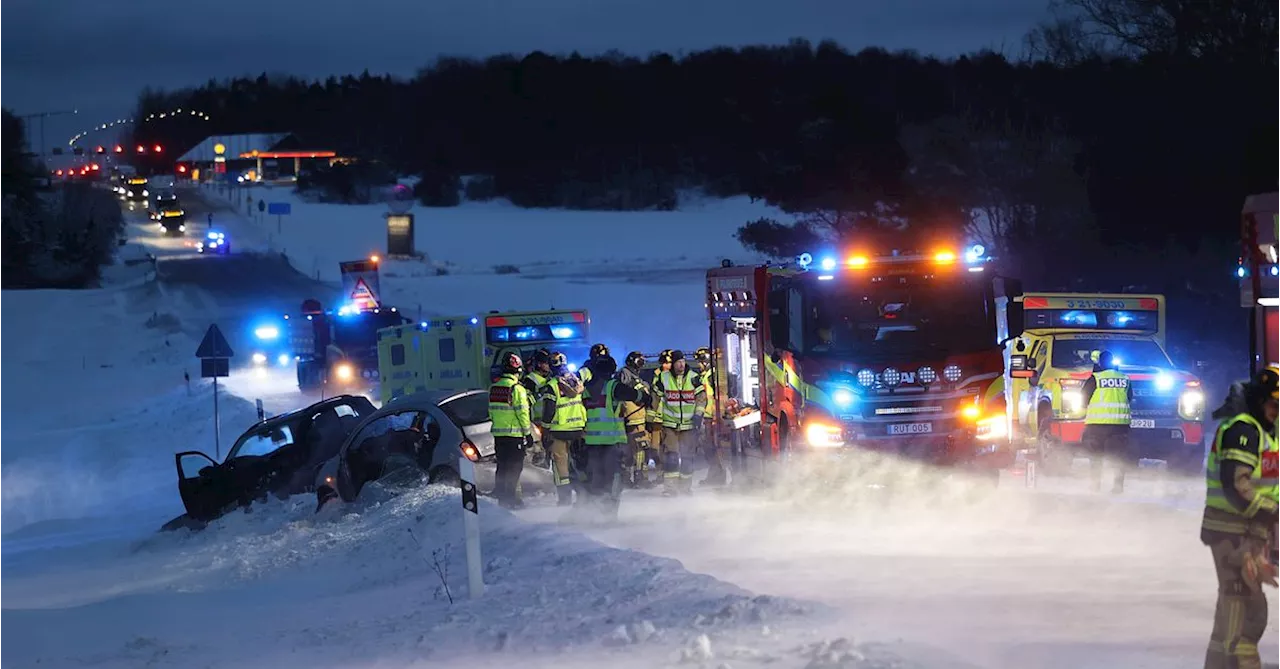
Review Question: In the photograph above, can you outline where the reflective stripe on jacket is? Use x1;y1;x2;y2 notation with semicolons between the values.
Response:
488;374;532;438
1203;413;1279;537
542;378;586;432
1085;370;1130;425
583;379;626;445
658;369;703;430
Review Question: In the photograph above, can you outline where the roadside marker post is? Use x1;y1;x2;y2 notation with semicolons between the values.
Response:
459;456;485;599
195;324;234;459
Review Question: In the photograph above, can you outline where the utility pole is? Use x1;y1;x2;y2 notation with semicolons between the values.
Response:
20;109;78;159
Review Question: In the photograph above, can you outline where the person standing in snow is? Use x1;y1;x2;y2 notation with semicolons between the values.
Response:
521;348;553;466
488;352;533;509
539;351;587;506
1201;365;1278;669
1080;350;1132;493
694;346;727;487
579;353;644;518
618;351;655;487
652;349;706;495
644;349;674;486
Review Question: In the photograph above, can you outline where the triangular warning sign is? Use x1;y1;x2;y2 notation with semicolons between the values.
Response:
350;278;377;306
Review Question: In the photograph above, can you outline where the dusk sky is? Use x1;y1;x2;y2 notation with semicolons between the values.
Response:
3;0;1046;152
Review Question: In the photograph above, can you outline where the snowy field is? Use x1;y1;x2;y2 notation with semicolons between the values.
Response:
3;185;1276;669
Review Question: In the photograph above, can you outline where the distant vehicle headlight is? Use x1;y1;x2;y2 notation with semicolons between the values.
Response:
251;352;268;365
1179;388;1205;420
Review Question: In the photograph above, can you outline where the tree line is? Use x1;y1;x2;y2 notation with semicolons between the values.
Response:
124;0;1272;358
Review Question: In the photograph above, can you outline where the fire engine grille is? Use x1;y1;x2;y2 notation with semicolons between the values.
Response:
857;397;967;421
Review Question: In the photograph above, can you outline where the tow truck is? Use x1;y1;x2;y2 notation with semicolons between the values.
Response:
704;245;1025;485
376;309;592;403
251;257;410;390
1002;293;1207;473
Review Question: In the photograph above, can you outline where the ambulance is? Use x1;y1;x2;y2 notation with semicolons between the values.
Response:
376;309;591;404
1002;293;1207;473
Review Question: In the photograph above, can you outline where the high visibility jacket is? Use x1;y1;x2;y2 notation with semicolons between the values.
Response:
699;368;715;419
583;379;627;445
657;369;704;430
541;377;587;432
1203;413;1279;537
646;367;669;424
488;373;533;438
522;371;548;424
1085;370;1131;425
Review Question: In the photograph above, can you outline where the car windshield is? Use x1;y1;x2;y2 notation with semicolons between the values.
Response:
440;392;490;426
801;275;992;361
228;424;295;459
1050;337;1173;369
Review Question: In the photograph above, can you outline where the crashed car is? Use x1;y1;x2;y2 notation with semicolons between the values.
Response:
315;390;495;509
164;394;376;530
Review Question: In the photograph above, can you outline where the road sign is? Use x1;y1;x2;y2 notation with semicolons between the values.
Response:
349;278;376;307
258;199;265;213
267;202;291;216
200;358;230;378
195;323;235;359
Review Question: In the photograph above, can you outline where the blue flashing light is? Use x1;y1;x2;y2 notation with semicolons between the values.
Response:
567;362;578;372
1237;266;1247;278
253;325;279;340
419;321;429;329
551;326;579;340
964;244;986;263
797;253;814;268
277;353;291;366
1061;310;1097;327
817;274;835;281
1272;265;1279;277
832;387;856;409
820;256;837;271
1154;372;1175;392
470;317;479;325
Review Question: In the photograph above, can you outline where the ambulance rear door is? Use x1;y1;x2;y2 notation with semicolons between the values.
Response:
378;324;427;404
420;317;485;392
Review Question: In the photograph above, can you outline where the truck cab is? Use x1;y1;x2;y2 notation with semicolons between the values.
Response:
150;192;185;236
706;246;1024;483
376;309;591;404
122;176;149;202
1002;293;1207;473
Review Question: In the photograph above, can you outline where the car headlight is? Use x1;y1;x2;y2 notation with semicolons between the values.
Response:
804;422;844;448
1179;388;1205;420
178;225;185;232
334;363;354;381
142;189;149;197
976;414;1008;440
251;352;268;365
1062;388;1085;415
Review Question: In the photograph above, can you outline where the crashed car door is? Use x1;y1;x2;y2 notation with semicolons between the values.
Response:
174;451;236;522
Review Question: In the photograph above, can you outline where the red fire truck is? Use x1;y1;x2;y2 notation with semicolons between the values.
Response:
705;245;1025;484
1240;192;1278;374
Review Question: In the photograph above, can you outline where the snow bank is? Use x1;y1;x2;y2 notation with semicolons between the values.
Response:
2;484;868;669
198;186;777;352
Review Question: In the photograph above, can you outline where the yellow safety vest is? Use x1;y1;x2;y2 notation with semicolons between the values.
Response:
1085;370;1131;425
488;374;532;438
583;379;626;445
544;378;587;432
645;367;668;424
659;370;701;430
617;372;649;428
1203;413;1279;537
699;368;715;419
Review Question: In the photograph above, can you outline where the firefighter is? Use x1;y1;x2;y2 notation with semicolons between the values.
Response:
521;348;553;466
645;350;673;485
618;351;654;487
580;353;644;518
1080;349;1132;493
578;343;611;384
538;351;587;506
487;351;533;509
694;347;727;486
1201;365;1278;669
653;349;706;495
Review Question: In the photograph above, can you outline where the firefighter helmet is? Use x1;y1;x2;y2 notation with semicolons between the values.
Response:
549;351;569;371
500;351;523;374
658;349;674;365
531;348;553;367
589;343;611;361
1252;364;1278;400
669;349;685;363
694;347;712;364
625;351;646;370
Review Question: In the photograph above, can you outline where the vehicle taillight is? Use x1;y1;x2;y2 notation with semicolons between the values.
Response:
461;441;479;462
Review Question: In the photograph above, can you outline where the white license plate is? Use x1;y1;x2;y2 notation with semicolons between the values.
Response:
888;422;933;435
1130;419;1156;429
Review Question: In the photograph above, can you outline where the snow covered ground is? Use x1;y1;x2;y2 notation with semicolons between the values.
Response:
198;182;776;353
5;186;1277;669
